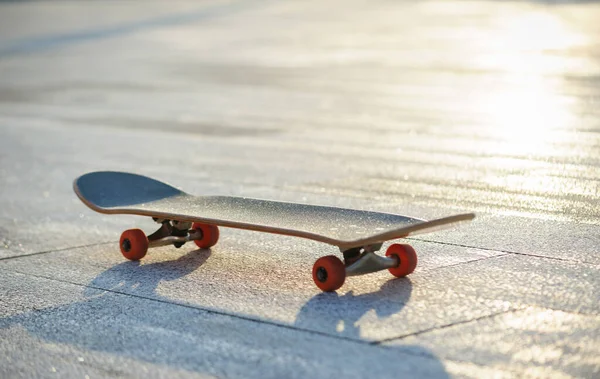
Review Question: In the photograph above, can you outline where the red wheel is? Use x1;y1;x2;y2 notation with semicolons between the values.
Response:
312;255;346;292
119;229;148;261
385;244;417;277
192;223;220;249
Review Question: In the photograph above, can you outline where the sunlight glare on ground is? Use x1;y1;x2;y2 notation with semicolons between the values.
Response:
476;11;585;156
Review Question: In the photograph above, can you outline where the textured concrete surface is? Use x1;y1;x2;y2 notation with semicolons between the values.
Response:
1;1;599;378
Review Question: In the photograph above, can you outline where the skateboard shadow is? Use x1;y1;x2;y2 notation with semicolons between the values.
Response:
291;277;449;377
0;251;449;378
295;278;413;340
83;248;211;299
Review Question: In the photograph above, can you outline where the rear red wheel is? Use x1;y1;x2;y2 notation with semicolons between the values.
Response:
192;223;220;249
312;255;346;292
385;244;417;277
120;229;148;261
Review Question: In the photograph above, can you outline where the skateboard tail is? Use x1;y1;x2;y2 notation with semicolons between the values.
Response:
398;213;475;237
336;213;475;251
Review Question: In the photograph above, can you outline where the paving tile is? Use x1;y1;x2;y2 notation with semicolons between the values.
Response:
407;213;600;265
1;269;492;379
0;232;509;343
409;254;600;315
386;307;600;378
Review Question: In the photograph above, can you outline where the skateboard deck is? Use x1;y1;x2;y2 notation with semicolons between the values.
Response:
74;171;474;251
74;171;475;291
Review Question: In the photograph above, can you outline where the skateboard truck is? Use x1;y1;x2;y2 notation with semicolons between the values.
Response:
345;252;398;276
118;220;220;262
312;242;417;292
147;230;203;249
146;219;198;248
342;244;399;276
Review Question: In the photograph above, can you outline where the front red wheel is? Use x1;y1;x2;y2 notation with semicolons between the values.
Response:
192;223;220;249
385;244;417;277
120;229;148;261
312;255;346;292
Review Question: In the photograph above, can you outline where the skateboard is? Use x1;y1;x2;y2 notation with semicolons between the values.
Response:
74;171;475;291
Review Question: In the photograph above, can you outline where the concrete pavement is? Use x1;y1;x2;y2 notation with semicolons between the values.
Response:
1;1;599;378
